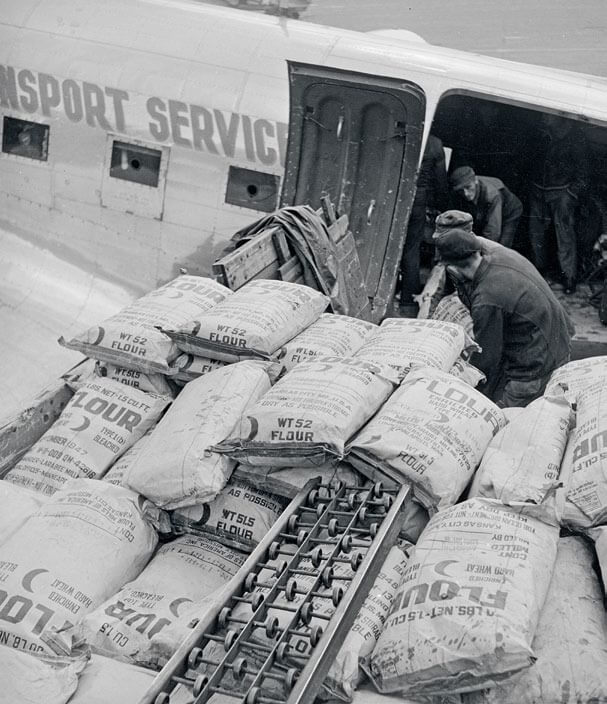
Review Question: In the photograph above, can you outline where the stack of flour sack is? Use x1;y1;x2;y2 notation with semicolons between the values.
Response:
0;274;606;704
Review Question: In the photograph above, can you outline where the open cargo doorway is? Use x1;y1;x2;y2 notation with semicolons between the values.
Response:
430;93;607;353
280;62;425;322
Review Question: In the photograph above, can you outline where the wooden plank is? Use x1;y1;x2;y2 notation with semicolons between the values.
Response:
279;255;300;275
327;214;348;245
279;256;304;282
333;221;369;318
0;381;74;478
282;269;304;284
320;196;336;225
250;260;281;282
272;228;292;265
212;228;279;290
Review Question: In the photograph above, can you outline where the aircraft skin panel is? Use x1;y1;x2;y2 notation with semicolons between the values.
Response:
329;37;607;118
0;19;289;286
1;191;158;293
163;163;221;213
0;157;53;208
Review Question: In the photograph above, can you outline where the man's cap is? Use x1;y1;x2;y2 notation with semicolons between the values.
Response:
450;165;476;191
433;210;473;237
435;228;481;263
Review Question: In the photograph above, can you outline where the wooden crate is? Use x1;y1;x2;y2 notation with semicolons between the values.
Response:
212;225;304;289
212;198;368;318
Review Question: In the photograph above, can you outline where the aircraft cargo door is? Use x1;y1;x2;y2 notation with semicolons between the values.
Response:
281;62;425;321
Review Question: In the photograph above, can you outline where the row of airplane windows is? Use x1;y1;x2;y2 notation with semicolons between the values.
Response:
1;115;281;213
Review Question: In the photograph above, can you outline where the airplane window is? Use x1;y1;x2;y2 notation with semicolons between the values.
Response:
2;116;49;161
109;141;162;187
225;166;280;212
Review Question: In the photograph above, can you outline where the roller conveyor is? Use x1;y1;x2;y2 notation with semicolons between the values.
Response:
138;478;410;704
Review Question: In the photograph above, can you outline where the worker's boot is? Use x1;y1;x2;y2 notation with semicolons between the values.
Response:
563;276;577;295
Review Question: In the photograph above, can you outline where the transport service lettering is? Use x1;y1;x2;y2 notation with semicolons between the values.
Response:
0;64;287;166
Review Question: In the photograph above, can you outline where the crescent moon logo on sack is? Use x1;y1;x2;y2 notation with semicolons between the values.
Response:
169;597;193;618
91;326;105;346
181;355;194;371
22;568;50;593
435;560;458;578
191;503;211;528
246;416;258;441
433;413;450;424
70;416;91;432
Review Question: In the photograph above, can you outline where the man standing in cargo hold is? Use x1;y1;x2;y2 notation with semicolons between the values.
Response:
449;166;523;247
528;114;590;294
435;229;574;407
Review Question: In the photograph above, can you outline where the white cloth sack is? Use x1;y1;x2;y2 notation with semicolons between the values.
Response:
63;358;176;397
97;362;176;397
399;496;430;544
545;355;607;403
168;354;226;384
272;313;376;376
81;534;245;667
147;599;219;671
68;654;156;704
0;647;88;704
324;545;408;702
124;361;271;509
369;499;559;696
564;378;607;526
469;391;572;525
59;275;231;374
352;685;461;704
170;477;287;550
431;293;474;338
354;318;476;375
560;433;593;529
465;536;607;704
348;368;505;512
167;279;329;362
501;407;525;423
5;379;168;496
0;480;159;655
215;357;397;468
448;357;485;388
0;481;46;547
102;431;154;487
589;525;607;595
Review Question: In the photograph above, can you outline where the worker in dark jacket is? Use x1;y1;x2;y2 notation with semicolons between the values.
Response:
528;115;590;294
435;228;574;407
450;166;523;247
399;134;449;316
